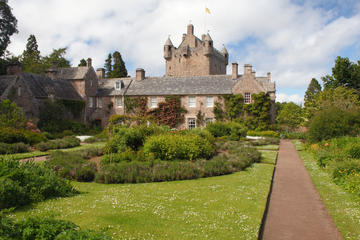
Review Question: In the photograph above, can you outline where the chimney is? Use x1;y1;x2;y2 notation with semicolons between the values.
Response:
267;72;271;81
187;24;194;35
182;33;186;42
136;68;145;81
96;68;105;79
6;63;22;75
232;62;238;80
244;64;252;76
201;34;206;41
87;58;92;68
252;71;256;78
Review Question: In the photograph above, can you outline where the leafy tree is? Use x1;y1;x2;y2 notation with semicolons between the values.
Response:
303;78;322;119
322;56;360;91
0;99;26;128
78;58;87;67
43;47;70;68
38;99;65;133
110;51;127;78
0;0;18;57
104;53;112;78
244;92;272;130
276;102;304;131
21;34;44;73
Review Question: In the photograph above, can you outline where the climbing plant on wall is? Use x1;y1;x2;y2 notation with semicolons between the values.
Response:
124;96;148;116
213;94;244;121
244;92;272;130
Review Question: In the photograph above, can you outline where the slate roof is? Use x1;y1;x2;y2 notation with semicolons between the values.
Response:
126;75;238;96
21;73;82;100
0;75;15;94
96;78;132;97
256;77;276;92
54;67;89;80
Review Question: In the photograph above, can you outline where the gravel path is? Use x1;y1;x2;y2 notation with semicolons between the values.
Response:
261;140;342;240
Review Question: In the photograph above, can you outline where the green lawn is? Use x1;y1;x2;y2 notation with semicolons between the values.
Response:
255;145;279;151
294;140;360;240
8;146;278;240
7;142;106;160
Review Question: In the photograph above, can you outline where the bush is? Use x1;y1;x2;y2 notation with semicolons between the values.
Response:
143;133;215;161
46;151;97;182
346;143;360;159
0;127;27;144
0;142;29;154
0;156;77;209
229;122;247;140
307;107;358;143
0;215;111;240
247;130;279;138
205;122;231;137
101;149;140;164
35;136;80;151
332;160;360;196
280;131;306;139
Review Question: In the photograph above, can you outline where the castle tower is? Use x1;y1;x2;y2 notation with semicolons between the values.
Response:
164;24;228;77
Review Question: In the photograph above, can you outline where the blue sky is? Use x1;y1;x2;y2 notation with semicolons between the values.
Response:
7;0;360;104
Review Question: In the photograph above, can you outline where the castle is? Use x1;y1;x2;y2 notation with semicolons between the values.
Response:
0;24;276;129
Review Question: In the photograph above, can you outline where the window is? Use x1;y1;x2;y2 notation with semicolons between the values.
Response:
188;118;196;129
17;86;21;96
115;96;123;108
205;96;214;107
89;97;93;108
244;92;251;104
205;118;213;125
188;96;196;107
149;97;157;108
115;81;122;90
97;97;102;108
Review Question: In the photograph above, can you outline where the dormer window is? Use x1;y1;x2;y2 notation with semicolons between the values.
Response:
115;80;122;90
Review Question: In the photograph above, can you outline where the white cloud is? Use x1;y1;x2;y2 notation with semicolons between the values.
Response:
6;0;360;95
276;93;304;105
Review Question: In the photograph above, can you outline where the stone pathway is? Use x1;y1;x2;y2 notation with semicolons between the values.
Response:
261;140;343;240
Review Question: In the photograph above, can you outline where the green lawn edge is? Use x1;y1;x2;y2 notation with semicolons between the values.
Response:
293;140;360;240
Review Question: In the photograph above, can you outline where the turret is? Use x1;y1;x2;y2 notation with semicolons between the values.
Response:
203;33;213;56
221;45;229;65
164;37;173;60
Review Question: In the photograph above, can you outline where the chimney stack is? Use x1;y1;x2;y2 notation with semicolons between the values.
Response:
232;62;238;80
267;72;271;81
244;64;252;76
6;63;21;75
252;71;256;78
187;24;194;35
87;58;92;68
136;68;145;81
96;68;105;79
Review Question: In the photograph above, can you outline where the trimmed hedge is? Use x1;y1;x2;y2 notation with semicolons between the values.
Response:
0;127;47;145
0;156;77;210
205;122;247;140
35;136;80;152
247;130;279;138
0;142;29;154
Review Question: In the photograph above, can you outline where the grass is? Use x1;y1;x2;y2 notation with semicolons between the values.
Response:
255;145;279;151
5;142;106;160
294;140;360;240
8;145;278;240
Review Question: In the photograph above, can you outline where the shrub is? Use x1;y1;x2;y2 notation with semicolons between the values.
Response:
0;142;29;154
228;122;247;140
332;160;360;196
22;130;47;145
0;156;77;209
143;133;215;161
205;122;231;137
307;107;358;143
247;130;279;138
280;131;306;139
0;127;27;144
35;136;80;151
101;149;139;164
46;151;97;182
106;126;144;153
346;143;360;159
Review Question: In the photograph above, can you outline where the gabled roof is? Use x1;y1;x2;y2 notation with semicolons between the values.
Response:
20;73;82;100
96;78;132;96
0;75;16;94
54;67;89;80
126;75;237;96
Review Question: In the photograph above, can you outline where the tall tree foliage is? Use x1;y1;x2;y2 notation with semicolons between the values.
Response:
303;78;322;119
104;51;127;78
276;102;304;131
78;58;87;67
43;48;70;68
322;56;360;91
0;0;18;57
0;99;26;129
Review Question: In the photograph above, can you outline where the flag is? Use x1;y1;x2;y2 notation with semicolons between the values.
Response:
205;7;210;14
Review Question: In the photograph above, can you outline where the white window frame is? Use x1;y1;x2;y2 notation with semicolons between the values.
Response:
188;118;196;129
89;97;93;108
244;92;251;104
97;97;102;108
115;81;122;90
205;96;214;107
149;97;158;108
188;96;196;108
115;96;123;108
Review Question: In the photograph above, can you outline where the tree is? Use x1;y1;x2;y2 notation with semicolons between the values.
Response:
78;58;87;67
0;0;18;57
303;78;322;119
0;99;26;128
276;102;304;131
110;51;127;78
43;48;71;68
322;56;360;91
21;34;43;73
104;53;112;78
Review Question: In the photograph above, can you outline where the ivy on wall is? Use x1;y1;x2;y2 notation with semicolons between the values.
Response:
60;99;85;118
213;94;244;121
124;96;148;116
196;110;205;127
